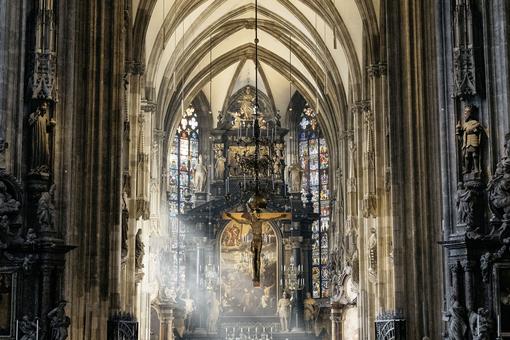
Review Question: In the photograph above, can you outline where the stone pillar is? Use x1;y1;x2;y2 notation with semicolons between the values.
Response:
462;260;474;312
159;303;175;340
450;263;461;301
289;236;304;332
330;305;342;340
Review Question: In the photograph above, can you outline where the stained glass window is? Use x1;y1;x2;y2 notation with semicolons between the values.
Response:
167;106;200;289
298;107;330;298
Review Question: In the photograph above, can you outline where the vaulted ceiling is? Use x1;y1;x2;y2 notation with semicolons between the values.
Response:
132;0;380;143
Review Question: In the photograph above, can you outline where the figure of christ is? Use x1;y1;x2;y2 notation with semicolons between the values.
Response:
223;208;291;287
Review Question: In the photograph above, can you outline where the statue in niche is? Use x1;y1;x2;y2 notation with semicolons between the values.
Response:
347;139;357;193
288;162;303;193
277;292;291;332
28;101;56;174
47;300;70;340
456;104;482;175
303;292;319;332
447;294;468;340
0;181;20;216
193;155;207;192
488;132;510;223
207;293;220;333
238;86;255;120
469;308;493;340
135;229;145;270
214;154;226;179
37;184;56;232
19;316;39;340
456;182;475;226
121;190;129;258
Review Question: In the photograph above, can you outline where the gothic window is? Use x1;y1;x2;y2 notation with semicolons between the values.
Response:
298;107;330;298
167;106;200;288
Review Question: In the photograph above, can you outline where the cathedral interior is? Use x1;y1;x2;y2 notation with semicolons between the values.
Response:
2;0;510;339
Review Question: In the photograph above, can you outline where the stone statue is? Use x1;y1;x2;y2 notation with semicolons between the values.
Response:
28;101;56;174
447;294;468;340
238;86;255;120
193;155;207;192
347;139;357;193
288;162;303;193
214;154;226;179
304;292;318;332
207;293;220;333
0;181;20;215
456;182;475;226
121;191;129;258
277;292;291;332
37;184;56;232
47;300;70;340
19;315;39;340
25;228;38;245
135;229;145;270
456;104;482;175
182;289;195;332
469;308;493;340
488;132;510;222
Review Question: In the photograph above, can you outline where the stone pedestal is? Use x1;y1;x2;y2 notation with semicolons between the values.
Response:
158;303;175;340
330;305;342;340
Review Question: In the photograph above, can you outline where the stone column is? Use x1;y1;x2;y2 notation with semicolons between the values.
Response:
462;260;474;312
330;304;343;340
289;236;304;332
159;303;175;340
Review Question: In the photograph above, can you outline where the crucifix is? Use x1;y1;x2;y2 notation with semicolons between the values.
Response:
223;205;291;287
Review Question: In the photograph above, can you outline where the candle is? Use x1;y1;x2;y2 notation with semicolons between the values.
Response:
36;319;39;340
16;320;18;340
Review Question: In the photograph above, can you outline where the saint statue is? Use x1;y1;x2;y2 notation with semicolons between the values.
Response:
277;292;291;332
224;206;289;286
288;162;303;193
238;86;255;120
182;289;195;332
37;184;56;232
447;294;468;340
0;181;20;215
214;154;226;179
193;155;207;192
207;293;220;333
304;292;319;332
135;229;145;270
456;104;482;175
28;101;56;174
19;316;39;340
47;300;71;340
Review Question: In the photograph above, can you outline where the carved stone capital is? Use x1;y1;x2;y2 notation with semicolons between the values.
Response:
141;99;157;113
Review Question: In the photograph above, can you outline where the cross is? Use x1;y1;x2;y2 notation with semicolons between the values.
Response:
223;208;291;287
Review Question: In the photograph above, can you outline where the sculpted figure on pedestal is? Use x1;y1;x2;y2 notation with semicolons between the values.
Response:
28;101;56;174
48;300;70;340
37;185;56;232
193;155;207;192
207;293;220;333
19;316;39;340
447;294;468;340
456;182;476;227
135;229;145;270
277;292;291;332
456;104;482;176
304;292;319;332
214;154;226;179
288;162;303;193
0;181;20;216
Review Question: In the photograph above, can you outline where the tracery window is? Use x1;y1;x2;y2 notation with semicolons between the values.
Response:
298;107;330;298
167;106;200;288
